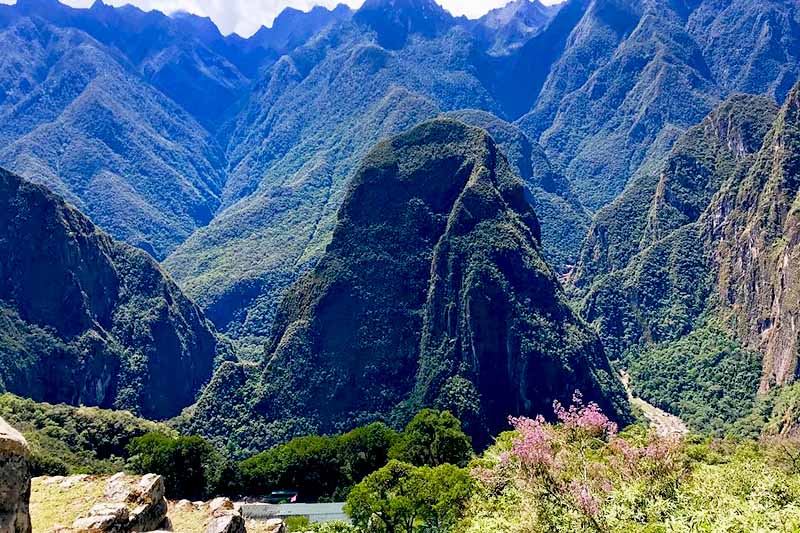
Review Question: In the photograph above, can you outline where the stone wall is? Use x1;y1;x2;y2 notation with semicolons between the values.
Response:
0;417;31;533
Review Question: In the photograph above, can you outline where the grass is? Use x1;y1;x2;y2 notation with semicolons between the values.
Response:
30;476;106;533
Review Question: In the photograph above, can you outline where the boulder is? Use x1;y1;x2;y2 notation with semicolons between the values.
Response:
204;513;245;533
0;417;31;533
104;474;135;503
72;503;129;532
207;498;233;516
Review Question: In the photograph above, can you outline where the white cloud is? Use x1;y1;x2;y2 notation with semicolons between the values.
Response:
0;0;563;37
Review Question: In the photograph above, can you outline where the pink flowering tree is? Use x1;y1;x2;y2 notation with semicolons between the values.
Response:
487;391;687;532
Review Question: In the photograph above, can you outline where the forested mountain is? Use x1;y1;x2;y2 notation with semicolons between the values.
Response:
164;0;574;338
0;0;798;448
0;168;227;420
0;0;348;259
184;120;630;456
165;0;800;342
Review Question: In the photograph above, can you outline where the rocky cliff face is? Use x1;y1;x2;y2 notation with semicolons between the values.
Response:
577;82;800;408
188;120;630;454
0;417;30;533
706;83;800;390
0;168;224;419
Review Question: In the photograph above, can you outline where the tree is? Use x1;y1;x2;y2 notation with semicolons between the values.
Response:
389;410;472;467
239;435;344;501
127;433;223;500
345;460;475;533
346;461;420;533
338;422;399;488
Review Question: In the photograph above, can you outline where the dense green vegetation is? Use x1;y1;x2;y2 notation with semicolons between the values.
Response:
624;322;763;435
127;433;229;500
239;423;398;502
0;393;172;476
346;461;474;533
187;119;630;456
0;168;225;419
387;410;472;468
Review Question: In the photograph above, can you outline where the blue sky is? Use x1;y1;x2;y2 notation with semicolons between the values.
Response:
0;0;563;37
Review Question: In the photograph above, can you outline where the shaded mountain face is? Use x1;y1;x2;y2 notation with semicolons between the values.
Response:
353;0;455;49
0;168;225;419
186;120;630;456
249;4;353;60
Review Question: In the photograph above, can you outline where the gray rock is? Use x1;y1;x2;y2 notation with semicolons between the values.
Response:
0;417;31;533
204;513;245;533
73;503;130;532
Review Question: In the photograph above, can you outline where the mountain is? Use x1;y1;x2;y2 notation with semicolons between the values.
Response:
474;0;560;54
574;83;800;431
708;83;800;391
578;94;780;357
185;120;630;456
164;14;509;338
353;0;456;49
0;167;226;419
0;17;227;259
249;4;353;57
443;109;589;269
0;0;354;261
516;0;800;210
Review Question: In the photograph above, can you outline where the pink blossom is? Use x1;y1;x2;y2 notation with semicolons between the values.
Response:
508;415;558;470
553;391;618;439
568;480;601;517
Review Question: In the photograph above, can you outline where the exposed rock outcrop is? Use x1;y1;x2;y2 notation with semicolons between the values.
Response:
0;417;30;533
204;513;246;533
707;83;800;390
67;474;168;533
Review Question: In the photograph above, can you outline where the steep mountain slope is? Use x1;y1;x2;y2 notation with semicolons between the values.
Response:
574;94;780;292
516;0;800;210
3;0;357;128
0;18;226;259
185;120;630;456
578;94;780;356
519;0;718;209
473;0;559;54
574;84;800;431
707;83;800;391
444;109;589;269
1;0;250;129
0;168;225;419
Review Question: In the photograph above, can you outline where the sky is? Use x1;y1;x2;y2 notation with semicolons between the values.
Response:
0;0;563;38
